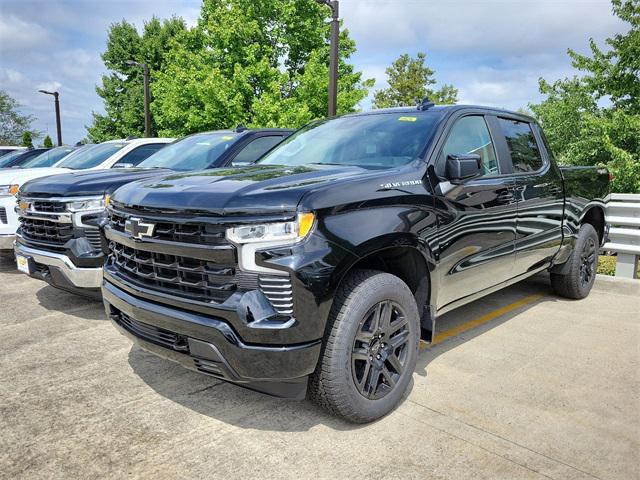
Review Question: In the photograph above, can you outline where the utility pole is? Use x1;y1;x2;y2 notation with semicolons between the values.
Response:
316;0;339;117
125;60;152;137
38;90;62;145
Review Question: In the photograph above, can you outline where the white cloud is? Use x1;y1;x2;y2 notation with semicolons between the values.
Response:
0;15;52;52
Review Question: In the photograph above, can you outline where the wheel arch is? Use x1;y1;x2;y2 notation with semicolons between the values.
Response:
580;204;606;245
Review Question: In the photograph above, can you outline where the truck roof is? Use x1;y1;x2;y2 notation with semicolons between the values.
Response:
348;104;536;122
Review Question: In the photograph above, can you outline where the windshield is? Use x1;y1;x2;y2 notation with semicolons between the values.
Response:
0;150;25;168
137;133;238;171
21;146;76;168
57;142;125;170
259;112;443;168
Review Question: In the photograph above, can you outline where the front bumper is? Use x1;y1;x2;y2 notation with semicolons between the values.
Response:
14;242;103;290
0;234;14;250
103;280;321;399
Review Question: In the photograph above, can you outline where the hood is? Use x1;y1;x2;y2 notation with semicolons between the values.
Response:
0;167;72;188
19;168;173;197
111;164;380;215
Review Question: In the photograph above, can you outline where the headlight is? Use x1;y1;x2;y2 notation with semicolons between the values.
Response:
67;196;106;212
0;184;19;196
226;212;315;245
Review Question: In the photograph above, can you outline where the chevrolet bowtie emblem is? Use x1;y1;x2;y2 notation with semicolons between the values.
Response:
124;217;155;240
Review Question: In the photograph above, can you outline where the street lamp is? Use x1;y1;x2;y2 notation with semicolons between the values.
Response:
316;0;339;117
125;60;152;137
38;90;62;146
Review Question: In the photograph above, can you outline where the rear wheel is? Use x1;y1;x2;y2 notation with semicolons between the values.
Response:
308;270;420;423
551;223;599;299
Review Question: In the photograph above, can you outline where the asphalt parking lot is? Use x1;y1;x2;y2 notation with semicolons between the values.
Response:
1;256;638;480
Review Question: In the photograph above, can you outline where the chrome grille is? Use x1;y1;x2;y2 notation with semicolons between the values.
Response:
31;201;66;213
19;218;73;245
259;276;293;315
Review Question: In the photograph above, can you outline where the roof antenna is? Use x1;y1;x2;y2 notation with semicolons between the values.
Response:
417;97;435;111
235;125;248;133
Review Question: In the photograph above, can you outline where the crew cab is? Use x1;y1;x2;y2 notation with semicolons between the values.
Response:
14;129;291;296
101;104;609;423
0;138;173;254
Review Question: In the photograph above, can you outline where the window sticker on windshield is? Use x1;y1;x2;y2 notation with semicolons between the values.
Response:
398;116;417;122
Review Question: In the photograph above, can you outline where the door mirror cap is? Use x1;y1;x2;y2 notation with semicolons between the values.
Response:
446;154;482;183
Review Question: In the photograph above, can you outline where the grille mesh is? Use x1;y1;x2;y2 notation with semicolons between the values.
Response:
19;218;73;245
31;201;66;213
0;207;6;224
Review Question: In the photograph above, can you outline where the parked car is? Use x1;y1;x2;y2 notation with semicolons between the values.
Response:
18;145;79;169
0;146;26;157
14;129;291;296
101;104;610;422
0;138;173;253
0;148;50;169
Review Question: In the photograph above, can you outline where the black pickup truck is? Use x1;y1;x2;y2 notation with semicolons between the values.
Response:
102;104;609;423
15;129;291;297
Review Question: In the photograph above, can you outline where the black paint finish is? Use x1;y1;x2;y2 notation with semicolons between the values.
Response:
102;105;610;396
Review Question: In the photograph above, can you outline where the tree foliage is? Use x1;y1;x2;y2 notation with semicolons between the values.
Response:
150;0;373;136
87;16;187;142
531;0;640;193
43;135;53;148
0;90;35;145
373;53;458;108
21;131;34;148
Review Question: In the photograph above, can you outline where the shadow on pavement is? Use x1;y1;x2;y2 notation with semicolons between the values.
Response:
35;285;105;321
126;274;570;432
0;253;20;274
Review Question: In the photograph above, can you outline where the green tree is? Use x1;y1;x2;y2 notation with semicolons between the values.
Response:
373;53;458;108
151;0;374;135
43;135;53;148
21;131;34;148
0;90;35;145
530;0;640;193
87;16;187;142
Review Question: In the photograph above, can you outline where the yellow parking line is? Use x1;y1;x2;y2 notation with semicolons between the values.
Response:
420;294;545;348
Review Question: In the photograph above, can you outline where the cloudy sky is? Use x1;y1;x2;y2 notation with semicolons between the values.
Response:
0;0;627;144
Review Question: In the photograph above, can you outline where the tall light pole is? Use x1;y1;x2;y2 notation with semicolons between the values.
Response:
125;60;152;137
316;0;339;117
38;90;62;146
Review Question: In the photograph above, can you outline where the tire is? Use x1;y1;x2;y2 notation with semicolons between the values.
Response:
550;223;599;299
308;269;420;423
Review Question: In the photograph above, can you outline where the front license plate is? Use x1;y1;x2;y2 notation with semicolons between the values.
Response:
16;254;31;274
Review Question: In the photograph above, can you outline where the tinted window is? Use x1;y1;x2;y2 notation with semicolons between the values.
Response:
260;112;443;168
137;133;239;171
115;143;167;167
0;150;26;168
21;147;76;168
441;116;498;176
57;143;125;170
232;136;285;166
498;118;543;173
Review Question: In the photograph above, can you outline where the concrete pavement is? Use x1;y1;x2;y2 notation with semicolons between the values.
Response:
0;256;638;480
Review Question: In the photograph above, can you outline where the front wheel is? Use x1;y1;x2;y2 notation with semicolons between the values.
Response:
308;270;420;423
551;223;599;299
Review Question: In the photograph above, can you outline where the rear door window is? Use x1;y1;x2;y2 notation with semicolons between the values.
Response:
114;143;167;167
231;136;286;166
498;119;544;173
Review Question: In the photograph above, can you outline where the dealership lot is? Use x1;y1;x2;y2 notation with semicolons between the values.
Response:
1;256;638;480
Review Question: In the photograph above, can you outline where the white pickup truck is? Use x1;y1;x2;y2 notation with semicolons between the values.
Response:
0;137;173;252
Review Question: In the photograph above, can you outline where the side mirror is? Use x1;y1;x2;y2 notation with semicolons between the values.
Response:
114;163;134;169
446;154;482;183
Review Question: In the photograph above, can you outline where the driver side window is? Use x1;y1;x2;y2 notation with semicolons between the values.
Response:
441;116;499;177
